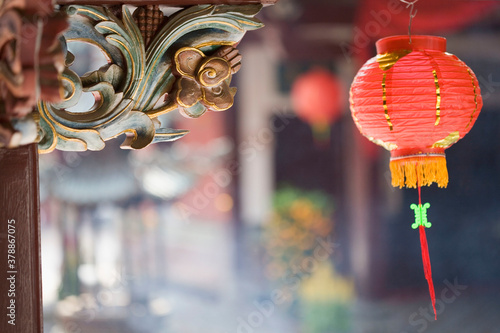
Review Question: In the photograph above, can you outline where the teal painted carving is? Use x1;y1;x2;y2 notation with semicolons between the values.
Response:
410;203;432;229
37;4;264;153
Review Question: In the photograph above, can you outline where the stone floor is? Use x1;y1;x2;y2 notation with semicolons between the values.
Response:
351;292;500;333
44;288;500;333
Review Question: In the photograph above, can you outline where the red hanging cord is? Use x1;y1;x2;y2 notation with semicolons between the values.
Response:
419;224;437;319
416;163;437;320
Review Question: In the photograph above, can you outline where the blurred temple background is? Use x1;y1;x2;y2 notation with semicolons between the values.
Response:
40;1;500;332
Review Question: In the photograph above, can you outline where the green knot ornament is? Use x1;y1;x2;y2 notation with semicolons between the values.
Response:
410;203;432;229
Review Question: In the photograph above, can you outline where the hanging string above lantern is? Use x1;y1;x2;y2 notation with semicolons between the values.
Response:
291;68;344;144
349;0;482;320
400;0;418;43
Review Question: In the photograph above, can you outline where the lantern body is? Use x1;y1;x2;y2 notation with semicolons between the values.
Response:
292;69;343;127
350;36;482;188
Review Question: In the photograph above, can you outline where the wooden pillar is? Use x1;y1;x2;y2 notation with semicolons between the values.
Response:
0;144;43;332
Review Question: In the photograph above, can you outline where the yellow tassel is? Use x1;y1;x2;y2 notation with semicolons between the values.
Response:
390;156;448;188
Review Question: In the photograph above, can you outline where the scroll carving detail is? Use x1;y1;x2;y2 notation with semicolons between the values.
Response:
37;4;264;153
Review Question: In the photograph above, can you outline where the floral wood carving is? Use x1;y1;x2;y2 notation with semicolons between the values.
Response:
173;46;240;118
37;4;264;153
0;0;67;148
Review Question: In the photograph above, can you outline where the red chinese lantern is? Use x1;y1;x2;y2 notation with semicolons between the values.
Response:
350;35;482;319
291;68;343;141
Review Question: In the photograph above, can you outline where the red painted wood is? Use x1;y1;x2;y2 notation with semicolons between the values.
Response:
0;144;43;333
55;0;277;5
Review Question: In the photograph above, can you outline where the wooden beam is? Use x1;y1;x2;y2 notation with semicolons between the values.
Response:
55;0;278;5
0;144;43;332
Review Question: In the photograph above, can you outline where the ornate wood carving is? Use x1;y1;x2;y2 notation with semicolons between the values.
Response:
37;4;264;153
55;0;278;5
0;0;67;148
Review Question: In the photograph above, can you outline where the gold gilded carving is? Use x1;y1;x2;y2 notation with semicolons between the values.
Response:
173;47;237;118
37;4;264;152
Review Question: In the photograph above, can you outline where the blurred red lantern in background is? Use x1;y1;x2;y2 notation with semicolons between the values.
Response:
291;68;344;141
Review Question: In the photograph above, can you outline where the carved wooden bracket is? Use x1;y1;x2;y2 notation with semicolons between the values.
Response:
0;0;67;148
34;4;265;153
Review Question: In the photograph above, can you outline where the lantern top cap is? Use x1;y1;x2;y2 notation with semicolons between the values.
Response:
376;35;446;54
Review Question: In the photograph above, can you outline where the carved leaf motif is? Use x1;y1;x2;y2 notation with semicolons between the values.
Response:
81;64;125;91
37;4;264;152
